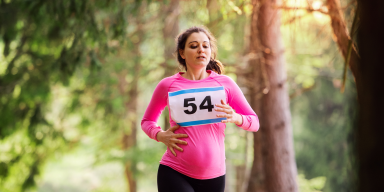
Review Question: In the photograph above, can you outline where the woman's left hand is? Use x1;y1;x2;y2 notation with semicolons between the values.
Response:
215;99;243;126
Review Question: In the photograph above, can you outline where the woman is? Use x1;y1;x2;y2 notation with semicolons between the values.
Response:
141;26;259;192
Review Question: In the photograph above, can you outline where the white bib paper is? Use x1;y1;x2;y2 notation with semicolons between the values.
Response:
168;86;226;127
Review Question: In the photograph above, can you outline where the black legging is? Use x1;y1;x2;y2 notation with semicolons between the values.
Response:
157;164;225;192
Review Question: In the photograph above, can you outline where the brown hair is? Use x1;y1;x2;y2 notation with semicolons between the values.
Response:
175;26;224;74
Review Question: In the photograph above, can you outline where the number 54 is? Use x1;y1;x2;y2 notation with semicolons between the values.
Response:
184;96;214;114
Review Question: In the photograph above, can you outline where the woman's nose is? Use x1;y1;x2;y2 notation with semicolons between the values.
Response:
197;45;205;53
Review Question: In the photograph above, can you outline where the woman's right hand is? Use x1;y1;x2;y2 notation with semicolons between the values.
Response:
156;125;188;157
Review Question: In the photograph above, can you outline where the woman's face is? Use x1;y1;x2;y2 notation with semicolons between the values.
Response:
179;32;212;71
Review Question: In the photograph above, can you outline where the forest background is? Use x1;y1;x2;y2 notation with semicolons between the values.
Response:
0;0;362;191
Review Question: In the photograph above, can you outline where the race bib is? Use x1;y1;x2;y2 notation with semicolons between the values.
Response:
168;86;227;127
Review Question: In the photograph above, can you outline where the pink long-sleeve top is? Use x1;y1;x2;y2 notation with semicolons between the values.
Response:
141;70;259;179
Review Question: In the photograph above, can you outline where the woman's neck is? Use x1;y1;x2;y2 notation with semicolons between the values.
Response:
182;68;209;80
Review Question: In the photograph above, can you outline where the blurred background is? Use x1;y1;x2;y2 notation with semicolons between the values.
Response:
0;0;359;191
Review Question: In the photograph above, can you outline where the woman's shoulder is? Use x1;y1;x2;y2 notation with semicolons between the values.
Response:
211;72;237;85
157;73;180;87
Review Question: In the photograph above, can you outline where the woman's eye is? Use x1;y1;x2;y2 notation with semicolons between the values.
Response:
190;45;209;49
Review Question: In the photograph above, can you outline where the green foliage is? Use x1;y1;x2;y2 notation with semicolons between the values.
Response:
291;77;356;191
282;2;357;191
0;0;140;190
298;174;327;192
62;3;170;191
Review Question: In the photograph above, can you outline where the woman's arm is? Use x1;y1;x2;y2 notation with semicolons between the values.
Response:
141;78;170;141
141;78;188;156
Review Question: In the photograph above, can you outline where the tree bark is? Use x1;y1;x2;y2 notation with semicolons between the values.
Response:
246;2;266;191
120;13;144;192
122;59;140;192
236;164;246;192
356;0;384;191
162;0;179;73
206;0;221;36
117;51;140;192
162;0;179;131
246;0;298;191
120;64;139;192
326;0;361;84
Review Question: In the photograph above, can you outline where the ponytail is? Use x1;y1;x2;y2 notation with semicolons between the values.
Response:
206;58;224;74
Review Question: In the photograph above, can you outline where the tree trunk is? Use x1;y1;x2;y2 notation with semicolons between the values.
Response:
162;0;179;131
119;64;139;192
236;164;246;192
245;2;266;189
122;60;140;192
120;14;144;192
117;55;139;192
326;0;361;84
356;0;384;191
246;0;298;191
122;132;137;192
121;62;140;192
162;0;179;74
206;0;221;36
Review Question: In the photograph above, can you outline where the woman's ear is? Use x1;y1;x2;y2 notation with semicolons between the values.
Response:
179;49;185;59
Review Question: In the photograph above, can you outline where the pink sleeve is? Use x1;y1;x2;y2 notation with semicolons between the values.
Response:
224;77;260;132
141;78;172;141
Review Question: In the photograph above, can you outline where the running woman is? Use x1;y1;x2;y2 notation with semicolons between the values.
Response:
141;26;260;192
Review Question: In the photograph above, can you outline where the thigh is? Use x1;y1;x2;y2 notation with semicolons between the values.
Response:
157;164;194;192
193;175;225;192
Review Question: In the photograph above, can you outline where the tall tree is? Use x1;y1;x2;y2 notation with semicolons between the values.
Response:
206;0;221;36
324;1;384;189
162;0;179;131
356;0;384;191
326;0;361;90
120;29;142;192
121;7;146;191
246;0;298;191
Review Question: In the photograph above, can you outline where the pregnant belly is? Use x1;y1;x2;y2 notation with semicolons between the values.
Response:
175;124;225;169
